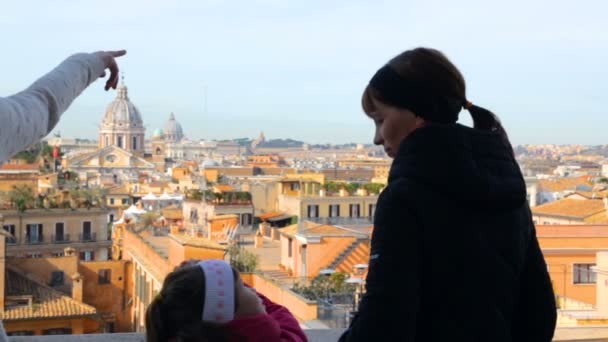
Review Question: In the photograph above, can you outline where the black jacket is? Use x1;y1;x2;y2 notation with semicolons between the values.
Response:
339;124;556;342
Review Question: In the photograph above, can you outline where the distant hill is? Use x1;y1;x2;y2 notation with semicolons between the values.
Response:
258;139;304;148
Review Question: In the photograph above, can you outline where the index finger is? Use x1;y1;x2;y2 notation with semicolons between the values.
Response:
108;50;127;58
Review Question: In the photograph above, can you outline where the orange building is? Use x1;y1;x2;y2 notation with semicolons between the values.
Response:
247;154;285;168
537;224;608;306
112;223;226;332
279;221;371;278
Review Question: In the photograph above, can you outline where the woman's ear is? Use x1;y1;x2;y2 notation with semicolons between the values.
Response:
414;116;427;129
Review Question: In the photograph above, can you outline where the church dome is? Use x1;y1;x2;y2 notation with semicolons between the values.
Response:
163;112;184;142
201;159;219;168
101;82;143;128
152;128;164;138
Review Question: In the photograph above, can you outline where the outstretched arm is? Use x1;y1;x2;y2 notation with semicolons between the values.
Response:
0;50;125;162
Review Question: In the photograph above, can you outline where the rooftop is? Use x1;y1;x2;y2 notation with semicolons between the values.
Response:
538;176;594;193
532;198;606;219
169;233;226;250
537;224;608;237
0;269;97;321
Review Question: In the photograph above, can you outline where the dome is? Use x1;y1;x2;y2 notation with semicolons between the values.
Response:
201;159;219;168
163;113;184;142
101;82;143;127
152;128;164;138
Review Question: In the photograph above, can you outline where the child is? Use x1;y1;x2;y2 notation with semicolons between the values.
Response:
146;259;308;342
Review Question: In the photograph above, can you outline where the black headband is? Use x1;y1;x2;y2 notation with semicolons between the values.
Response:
368;65;463;124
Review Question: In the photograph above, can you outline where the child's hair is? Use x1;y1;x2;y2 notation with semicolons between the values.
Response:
145;262;241;342
362;47;512;150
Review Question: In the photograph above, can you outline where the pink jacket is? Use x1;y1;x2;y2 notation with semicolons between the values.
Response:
227;289;307;342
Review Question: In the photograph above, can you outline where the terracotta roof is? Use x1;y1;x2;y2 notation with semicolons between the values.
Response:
567;191;608;200
532;198;606;219
0;269;97;321
257;211;285;220
536;224;608;238
537;176;593;193
108;184;130;195
169;234;226;250
149;181;168;188
280;221;367;238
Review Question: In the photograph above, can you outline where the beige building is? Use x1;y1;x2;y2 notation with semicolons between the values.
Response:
1;208;111;260
277;177;378;220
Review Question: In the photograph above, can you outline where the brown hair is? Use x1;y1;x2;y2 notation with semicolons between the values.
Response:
362;47;511;145
145;263;241;342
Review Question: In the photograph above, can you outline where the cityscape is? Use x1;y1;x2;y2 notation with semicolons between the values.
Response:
2;1;608;341
0;79;607;340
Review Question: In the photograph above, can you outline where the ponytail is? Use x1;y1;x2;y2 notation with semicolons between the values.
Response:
465;102;514;156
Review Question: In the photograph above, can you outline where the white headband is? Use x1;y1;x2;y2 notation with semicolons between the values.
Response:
198;260;235;323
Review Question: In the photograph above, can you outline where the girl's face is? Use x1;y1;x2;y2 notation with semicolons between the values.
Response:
234;278;266;317
367;98;425;158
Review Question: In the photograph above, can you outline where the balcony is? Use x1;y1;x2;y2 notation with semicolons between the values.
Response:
51;234;71;244
79;232;97;242
25;236;44;245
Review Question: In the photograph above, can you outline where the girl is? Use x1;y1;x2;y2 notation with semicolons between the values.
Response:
339;48;556;341
145;259;307;342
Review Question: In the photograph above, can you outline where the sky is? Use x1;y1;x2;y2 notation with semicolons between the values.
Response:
2;0;607;145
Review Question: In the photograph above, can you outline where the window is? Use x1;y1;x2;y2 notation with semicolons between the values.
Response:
54;222;65;242
82;221;92;241
7;331;34;336
99;269;112;284
43;328;72;335
105;322;115;333
104;136;109;147
80;251;95;261
52;251;65;257
307;205;319;218
132;136;138;150
329;204;340;217
25;223;43;244
50;271;65;287
122;198;129;205
110;198;115;205
117;136;123;148
290;182;300;191
288;238;293;257
368;204;376;218
573;264;596;284
349;204;360;218
3;224;16;243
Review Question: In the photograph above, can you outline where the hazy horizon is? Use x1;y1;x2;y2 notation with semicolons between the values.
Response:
3;0;607;145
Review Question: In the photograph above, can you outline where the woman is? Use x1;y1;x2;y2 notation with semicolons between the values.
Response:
339;48;556;342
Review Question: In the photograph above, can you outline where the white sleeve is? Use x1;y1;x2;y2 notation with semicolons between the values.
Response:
0;53;106;163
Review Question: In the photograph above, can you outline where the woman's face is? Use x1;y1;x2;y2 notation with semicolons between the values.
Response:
367;98;425;158
234;278;266;318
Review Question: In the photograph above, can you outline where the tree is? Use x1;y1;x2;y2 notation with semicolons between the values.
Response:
228;245;259;273
323;181;341;194
344;183;360;195
363;183;384;195
8;185;36;212
598;177;608;184
291;272;356;301
140;212;160;229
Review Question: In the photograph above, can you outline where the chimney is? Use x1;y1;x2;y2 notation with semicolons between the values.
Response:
71;273;84;302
